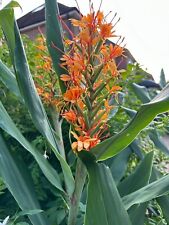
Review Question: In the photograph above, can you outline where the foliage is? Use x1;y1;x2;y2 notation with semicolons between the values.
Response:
0;1;169;225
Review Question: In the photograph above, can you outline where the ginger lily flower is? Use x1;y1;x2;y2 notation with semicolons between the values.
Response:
60;4;124;153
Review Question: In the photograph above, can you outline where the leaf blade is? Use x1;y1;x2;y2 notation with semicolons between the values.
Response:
85;162;132;225
0;132;49;225
118;151;154;196
45;0;66;93
0;59;22;100
123;174;169;210
0;101;64;193
91;83;169;160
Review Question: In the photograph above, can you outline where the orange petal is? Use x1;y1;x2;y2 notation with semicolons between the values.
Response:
60;74;71;81
77;141;83;151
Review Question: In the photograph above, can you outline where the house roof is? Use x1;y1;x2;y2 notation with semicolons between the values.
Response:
17;3;79;29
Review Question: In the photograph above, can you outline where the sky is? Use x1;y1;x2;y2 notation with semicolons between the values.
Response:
1;0;169;82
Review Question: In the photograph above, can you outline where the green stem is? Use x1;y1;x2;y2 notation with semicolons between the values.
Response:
68;158;87;225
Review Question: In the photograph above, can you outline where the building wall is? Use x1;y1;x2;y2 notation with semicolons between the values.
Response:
21;24;46;39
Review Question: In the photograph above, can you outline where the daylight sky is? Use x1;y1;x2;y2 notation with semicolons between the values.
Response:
1;0;169;82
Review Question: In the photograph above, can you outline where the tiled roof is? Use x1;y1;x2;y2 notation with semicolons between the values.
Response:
17;2;79;29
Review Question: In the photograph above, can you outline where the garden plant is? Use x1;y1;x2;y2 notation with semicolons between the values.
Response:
0;0;169;225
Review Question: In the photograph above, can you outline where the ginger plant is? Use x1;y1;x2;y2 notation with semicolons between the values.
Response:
0;1;169;225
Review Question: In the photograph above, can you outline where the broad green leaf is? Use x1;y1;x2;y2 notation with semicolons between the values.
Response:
14;21;59;150
124;106;169;156
160;69;167;88
15;20;74;196
130;140;144;159
0;133;49;225
0;101;64;193
157;196;169;224
1;9;74;195
0;8;15;57
18;209;43;217
128;203;147;225
45;0;66;93
149;130;169;156
91;83;169;161
0;59;22;100
118;151;154;196
122;106;137;118
106;147;131;184
0;1;20;57
15;223;29;225
1;1;21;9
122;173;169;210
151;168;169;224
132;83;151;103
119;152;153;225
84;161;132;225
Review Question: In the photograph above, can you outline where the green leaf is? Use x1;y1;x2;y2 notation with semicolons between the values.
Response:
151;168;169;224
91;83;169;161
0;132;49;225
14;20;74;197
118;151;154;196
0;7;15;56
160;69;167;88
15;223;29;225
122;106;137;118
14;21;59;151
149;130;169;156
124;106;169;156
0;101;64;193
16;209;44;218
106;147;131;184
84;162;132;225
122;173;169;210
130;140;144;159
0;59;22;100
45;0;66;93
128;203;147;225
1;9;74;195
4;1;21;9
119;152;153;225
132;83;151;103
157;196;169;223
0;1;21;57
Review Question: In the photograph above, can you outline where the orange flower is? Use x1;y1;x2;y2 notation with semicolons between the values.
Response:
60;74;71;81
64;87;83;103
36;86;44;95
62;110;77;123
71;18;82;27
110;85;122;93
36;45;46;51
71;132;100;152
79;28;91;44
103;60;118;77
77;99;85;110
60;6;124;153
43;61;51;72
100;23;113;39
109;44;124;58
77;116;86;131
97;11;104;25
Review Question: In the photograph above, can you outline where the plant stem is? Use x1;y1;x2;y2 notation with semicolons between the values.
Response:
68;158;87;225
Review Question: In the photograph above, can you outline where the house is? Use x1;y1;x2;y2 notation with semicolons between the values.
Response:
17;3;81;39
17;2;135;70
